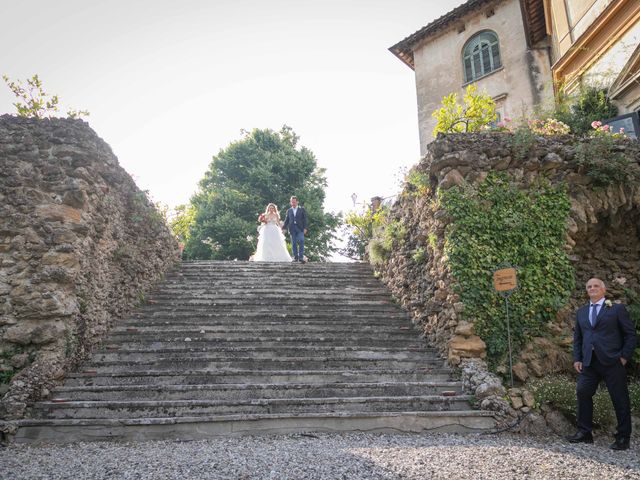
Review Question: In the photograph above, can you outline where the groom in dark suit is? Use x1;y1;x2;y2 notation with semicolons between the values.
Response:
282;196;307;263
567;277;637;450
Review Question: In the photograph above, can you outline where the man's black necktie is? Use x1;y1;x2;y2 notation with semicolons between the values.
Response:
590;304;598;327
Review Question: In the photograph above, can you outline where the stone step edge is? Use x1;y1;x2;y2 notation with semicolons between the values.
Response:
16;410;495;428
95;346;436;353
36;395;475;409
12;412;497;443
87;354;440;362
53;380;463;393
105;333;423;339
121;317;409;323
67;368;455;378
108;331;420;337
85;360;446;368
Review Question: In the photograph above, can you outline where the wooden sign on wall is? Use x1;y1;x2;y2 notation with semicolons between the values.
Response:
493;267;517;292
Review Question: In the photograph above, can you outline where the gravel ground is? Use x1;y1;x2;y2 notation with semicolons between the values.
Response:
1;432;639;480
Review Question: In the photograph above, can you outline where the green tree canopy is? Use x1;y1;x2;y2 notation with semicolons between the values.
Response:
184;126;340;261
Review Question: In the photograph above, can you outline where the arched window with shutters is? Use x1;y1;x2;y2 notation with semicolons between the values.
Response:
462;31;502;83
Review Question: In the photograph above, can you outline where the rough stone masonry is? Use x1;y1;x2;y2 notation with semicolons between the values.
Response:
376;132;640;381
0;115;180;423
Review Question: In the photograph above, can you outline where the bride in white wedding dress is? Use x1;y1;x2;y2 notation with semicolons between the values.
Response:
252;203;292;262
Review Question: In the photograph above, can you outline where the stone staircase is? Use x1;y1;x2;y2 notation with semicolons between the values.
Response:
13;261;495;443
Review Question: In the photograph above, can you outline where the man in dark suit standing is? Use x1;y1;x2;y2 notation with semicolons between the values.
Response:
567;278;637;450
282;196;307;263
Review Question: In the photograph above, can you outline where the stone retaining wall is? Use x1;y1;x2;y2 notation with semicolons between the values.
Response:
0;115;180;420
375;132;640;380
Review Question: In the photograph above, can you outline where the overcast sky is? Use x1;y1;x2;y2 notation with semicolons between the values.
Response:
1;0;465;215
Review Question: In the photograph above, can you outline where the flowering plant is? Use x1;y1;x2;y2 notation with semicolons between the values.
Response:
590;120;626;139
605;299;613;308
528;118;570;135
486;117;515;132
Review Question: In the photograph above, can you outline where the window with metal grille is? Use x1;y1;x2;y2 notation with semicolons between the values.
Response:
462;31;502;83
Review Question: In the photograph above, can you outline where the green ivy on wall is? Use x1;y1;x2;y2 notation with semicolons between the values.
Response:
440;173;575;365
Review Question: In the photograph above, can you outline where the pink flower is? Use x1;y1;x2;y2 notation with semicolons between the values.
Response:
619;127;625;133
591;120;602;128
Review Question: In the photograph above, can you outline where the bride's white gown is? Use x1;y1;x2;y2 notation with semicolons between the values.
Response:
252;214;292;262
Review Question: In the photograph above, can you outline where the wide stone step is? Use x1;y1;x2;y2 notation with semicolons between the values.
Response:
135;300;398;310
51;381;464;401
131;309;405;320
142;297;394;306
92;345;442;362
165;273;381;282
105;330;422;342
179;261;371;268
154;269;379;280
149;288;390;296
175;264;373;273
122;312;410;324
173;271;376;278
85;357;444;373
111;323;418;334
99;338;426;350
148;288;391;296
167;278;379;284
35;395;475;419
136;301;401;308
64;369;456;387
90;347;443;363
170;275;378;281
12;411;497;444
155;285;385;293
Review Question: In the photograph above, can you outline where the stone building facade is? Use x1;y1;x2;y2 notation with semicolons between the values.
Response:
390;0;554;155
541;0;640;135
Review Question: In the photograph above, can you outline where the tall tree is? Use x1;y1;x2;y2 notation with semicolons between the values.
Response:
185;126;340;261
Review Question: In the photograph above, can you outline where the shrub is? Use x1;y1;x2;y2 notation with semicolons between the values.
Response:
528;118;570;135
2;74;89;119
368;238;389;265
412;247;427;264
574;129;638;187
554;86;618;135
342;206;387;261
531;375;640;428
624;288;640;373
432;84;497;135
511;126;536;161
383;220;406;250
367;216;407;266
405;169;430;196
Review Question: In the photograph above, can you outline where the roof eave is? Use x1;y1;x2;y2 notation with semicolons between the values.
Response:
388;0;497;70
389;45;415;70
